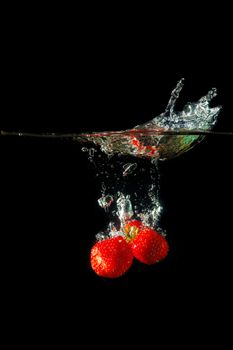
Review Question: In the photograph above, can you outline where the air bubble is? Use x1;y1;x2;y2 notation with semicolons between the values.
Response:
98;194;114;209
122;163;137;177
89;148;95;157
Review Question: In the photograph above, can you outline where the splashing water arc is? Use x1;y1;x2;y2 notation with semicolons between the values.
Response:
77;78;222;161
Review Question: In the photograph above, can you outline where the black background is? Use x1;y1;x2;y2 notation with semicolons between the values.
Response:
1;21;233;341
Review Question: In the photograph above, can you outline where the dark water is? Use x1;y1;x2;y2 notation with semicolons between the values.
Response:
1;125;232;285
1;74;232;332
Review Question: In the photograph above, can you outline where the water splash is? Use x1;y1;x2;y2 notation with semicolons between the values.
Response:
76;79;222;161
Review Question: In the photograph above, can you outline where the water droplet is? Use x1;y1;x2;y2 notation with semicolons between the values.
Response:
89;148;95;157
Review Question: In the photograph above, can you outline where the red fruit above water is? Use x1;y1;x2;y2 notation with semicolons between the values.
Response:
129;227;169;265
90;236;133;278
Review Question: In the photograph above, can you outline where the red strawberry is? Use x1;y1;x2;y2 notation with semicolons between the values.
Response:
129;227;169;265
90;236;133;278
125;220;143;229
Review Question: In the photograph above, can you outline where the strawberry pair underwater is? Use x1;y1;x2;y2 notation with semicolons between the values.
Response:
90;220;169;278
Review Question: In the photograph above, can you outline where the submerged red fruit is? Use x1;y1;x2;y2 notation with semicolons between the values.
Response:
90;236;133;278
129;227;169;265
131;136;159;157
